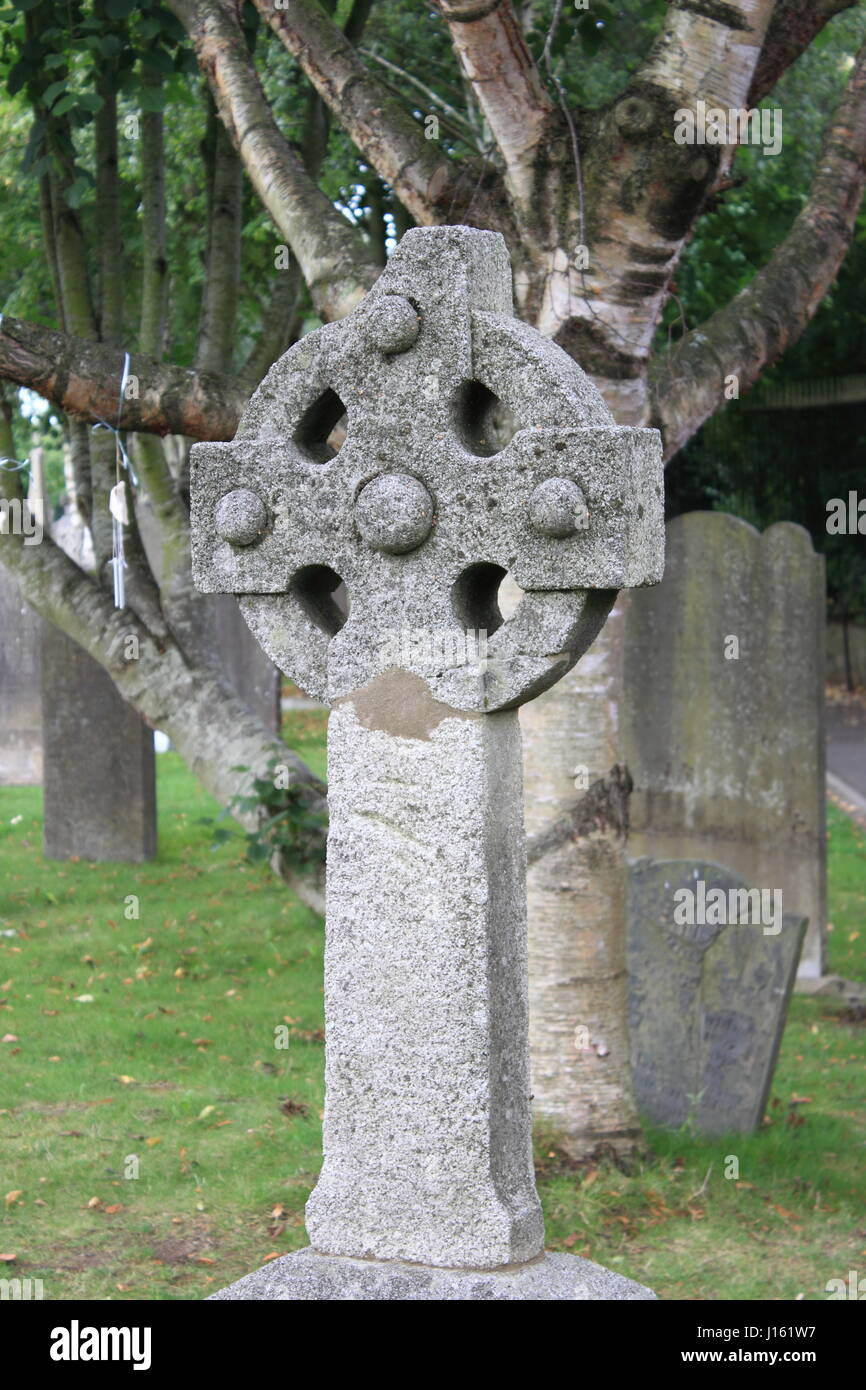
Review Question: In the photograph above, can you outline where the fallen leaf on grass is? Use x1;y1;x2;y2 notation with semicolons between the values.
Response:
772;1204;799;1222
196;1106;216;1121
262;1252;281;1262
4;1191;22;1207
103;1204;123;1215
86;1197;102;1210
0;1253;16;1262
279;1098;310;1118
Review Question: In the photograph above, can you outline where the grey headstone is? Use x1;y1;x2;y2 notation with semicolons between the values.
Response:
136;498;281;732
191;226;664;1299
206;595;281;733
40;624;156;862
623;513;826;982
627;858;807;1134
0;567;42;785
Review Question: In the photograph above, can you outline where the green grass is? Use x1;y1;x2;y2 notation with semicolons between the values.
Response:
0;718;864;1300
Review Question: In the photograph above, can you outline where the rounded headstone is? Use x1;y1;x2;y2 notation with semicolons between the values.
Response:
355;472;433;554
215;488;269;547
529;477;588;539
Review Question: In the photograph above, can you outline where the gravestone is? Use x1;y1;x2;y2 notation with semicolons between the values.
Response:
206;595;281;732
41;624;157;862
191;225;664;1300
136;499;281;733
36;450;157;862
622;512;826;983
0;567;43;785
627;859;807;1134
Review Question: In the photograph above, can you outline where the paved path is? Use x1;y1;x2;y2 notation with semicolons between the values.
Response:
826;697;866;828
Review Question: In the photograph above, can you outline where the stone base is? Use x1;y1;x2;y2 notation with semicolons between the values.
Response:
208;1248;656;1301
794;973;866;1005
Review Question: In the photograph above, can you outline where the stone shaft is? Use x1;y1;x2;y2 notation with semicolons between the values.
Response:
305;682;543;1268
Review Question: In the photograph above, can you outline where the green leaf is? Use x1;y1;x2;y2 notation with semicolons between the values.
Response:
64;176;90;208
104;0;138;15
10;0;43;11
6;59;31;96
51;92;78;117
20;117;44;173
43;78;68;107
76;92;105;112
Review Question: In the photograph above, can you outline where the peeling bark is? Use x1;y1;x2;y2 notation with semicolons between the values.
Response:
432;0;552;209
0;315;249;440
749;0;856;104
254;0;497;227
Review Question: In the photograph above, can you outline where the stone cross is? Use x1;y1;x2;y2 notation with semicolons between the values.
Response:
191;226;663;1300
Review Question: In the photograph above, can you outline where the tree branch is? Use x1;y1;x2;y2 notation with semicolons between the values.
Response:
649;39;866;460
0;315;248;441
196;106;242;375
169;0;378;320
552;0;777;418
0;521;326;912
252;0;492;226
749;0;857;106
432;0;551;209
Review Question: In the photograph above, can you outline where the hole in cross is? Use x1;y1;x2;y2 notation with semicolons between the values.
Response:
452;381;518;458
292;565;350;635
293;389;348;464
452;561;507;637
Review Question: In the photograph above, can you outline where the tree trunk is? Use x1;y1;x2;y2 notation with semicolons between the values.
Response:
521;601;640;1159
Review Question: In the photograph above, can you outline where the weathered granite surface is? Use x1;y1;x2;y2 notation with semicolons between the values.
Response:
210;1248;656;1301
191;226;665;1299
